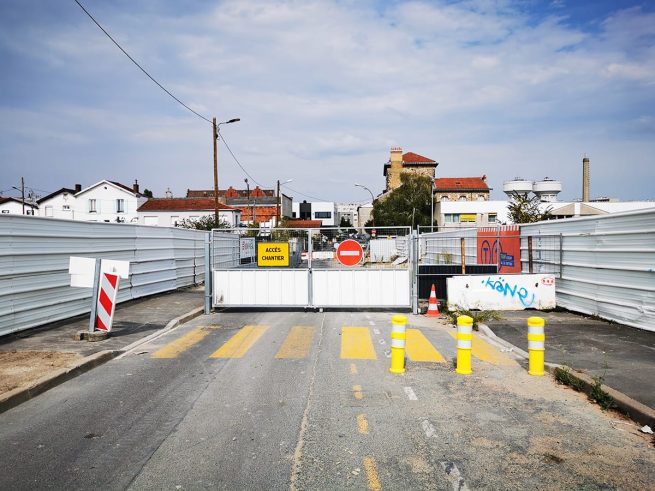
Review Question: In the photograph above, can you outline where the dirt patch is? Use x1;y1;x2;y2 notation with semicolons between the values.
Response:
0;351;83;393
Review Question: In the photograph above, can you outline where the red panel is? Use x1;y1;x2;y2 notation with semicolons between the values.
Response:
99;288;113;315
105;273;118;288
477;226;521;273
96;316;108;331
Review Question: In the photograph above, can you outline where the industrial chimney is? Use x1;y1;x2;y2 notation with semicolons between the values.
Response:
582;155;590;202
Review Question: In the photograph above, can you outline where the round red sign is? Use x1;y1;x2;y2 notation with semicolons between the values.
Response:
336;239;364;267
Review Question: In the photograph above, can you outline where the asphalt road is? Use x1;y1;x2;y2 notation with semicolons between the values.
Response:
1;311;653;490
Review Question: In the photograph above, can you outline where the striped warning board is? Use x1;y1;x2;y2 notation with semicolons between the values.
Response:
95;272;120;331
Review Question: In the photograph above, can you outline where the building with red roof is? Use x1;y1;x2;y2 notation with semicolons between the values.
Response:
434;176;491;202
383;147;438;192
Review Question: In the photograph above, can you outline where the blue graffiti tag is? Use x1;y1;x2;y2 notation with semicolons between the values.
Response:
482;276;535;307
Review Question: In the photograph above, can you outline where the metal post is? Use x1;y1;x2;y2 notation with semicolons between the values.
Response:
204;232;212;314
559;233;563;278
212;117;219;225
411;230;419;315
307;228;313;307
88;258;101;333
460;237;466;275
528;236;534;274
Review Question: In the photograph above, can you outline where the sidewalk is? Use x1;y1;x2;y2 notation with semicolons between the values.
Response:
485;310;655;411
0;287;204;409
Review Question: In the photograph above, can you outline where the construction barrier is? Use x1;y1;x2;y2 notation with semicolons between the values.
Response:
389;314;407;374
456;315;473;375
527;316;545;376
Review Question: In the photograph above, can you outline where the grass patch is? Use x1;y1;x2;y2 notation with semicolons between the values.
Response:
589;375;617;410
444;309;502;331
554;366;584;391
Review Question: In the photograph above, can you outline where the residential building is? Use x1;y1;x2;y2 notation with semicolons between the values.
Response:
435;176;491;202
75;180;146;223
137;198;240;227
291;201;336;226
36;184;82;219
336;203;360;226
356;203;373;227
186;187;291;226
436;200;509;228
0;197;38;215
384;147;438;192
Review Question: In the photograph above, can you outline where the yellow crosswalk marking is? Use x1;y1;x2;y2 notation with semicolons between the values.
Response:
151;327;212;359
275;326;315;359
341;327;377;360
447;330;518;366
405;329;446;363
210;325;268;359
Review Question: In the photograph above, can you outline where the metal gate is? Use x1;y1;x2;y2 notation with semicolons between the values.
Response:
210;226;414;309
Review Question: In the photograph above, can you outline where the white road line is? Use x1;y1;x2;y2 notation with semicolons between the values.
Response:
440;461;470;491
403;387;418;401
421;419;436;438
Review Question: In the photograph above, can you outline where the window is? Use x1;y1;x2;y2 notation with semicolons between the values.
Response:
314;211;332;219
45;206;53;217
444;214;459;223
1;210;9;214
477;195;485;201
458;195;467;201
62;205;70;210
488;213;497;223
26;209;34;215
441;196;449;202
116;199;125;213
88;199;97;213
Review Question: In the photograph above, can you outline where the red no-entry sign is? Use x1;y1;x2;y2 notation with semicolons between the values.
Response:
336;239;364;267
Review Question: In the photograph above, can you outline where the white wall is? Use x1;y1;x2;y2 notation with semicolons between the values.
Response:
138;209;240;227
38;192;76;219
75;182;144;223
0;200;37;215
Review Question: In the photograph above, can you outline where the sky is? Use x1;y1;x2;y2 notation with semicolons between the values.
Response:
1;0;654;204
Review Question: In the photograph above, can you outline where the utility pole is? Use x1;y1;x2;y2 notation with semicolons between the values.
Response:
244;178;250;224
21;177;25;215
276;179;280;226
212;117;219;225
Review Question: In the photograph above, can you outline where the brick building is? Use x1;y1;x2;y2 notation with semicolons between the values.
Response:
383;147;438;192
434;176;490;202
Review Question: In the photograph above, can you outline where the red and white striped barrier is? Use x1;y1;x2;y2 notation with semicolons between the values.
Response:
95;272;120;332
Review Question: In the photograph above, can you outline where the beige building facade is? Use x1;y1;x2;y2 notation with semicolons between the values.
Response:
383;147;438;192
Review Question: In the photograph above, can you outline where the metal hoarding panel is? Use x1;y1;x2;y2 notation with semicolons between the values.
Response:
213;269;309;306
311;269;410;307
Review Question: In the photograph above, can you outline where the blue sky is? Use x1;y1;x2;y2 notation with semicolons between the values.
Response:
1;0;654;203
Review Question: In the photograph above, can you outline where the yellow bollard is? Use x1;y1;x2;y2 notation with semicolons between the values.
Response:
389;314;407;374
456;315;473;375
527;316;545;376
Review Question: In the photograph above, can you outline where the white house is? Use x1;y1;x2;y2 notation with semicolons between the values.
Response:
74;180;146;223
292;201;337;226
36;185;81;220
0;197;38;215
137;198;241;227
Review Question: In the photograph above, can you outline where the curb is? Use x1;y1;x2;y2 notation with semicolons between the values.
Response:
480;323;655;428
115;305;205;358
0;305;206;414
0;350;118;415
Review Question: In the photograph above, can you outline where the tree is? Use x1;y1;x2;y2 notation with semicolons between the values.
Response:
143;188;154;198
178;215;230;230
507;192;552;223
339;216;352;227
367;173;435;228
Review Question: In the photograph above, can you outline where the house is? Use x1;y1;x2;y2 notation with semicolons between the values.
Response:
36;184;81;219
436;200;509;228
384;147;438;192
291;201;337;226
435;176;491;202
0;197;38;215
137;198;241;227
186;186;292;226
74;180;146;223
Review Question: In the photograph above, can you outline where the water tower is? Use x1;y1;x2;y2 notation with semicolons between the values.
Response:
503;178;533;198
532;177;562;202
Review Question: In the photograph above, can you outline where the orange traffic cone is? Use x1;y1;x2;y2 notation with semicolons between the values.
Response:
426;284;441;317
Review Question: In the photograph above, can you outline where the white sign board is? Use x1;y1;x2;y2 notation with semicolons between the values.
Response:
69;256;130;288
447;274;556;311
100;259;130;279
240;237;256;260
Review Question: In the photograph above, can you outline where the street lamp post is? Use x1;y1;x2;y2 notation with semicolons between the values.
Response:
213;117;240;225
354;183;375;227
277;179;293;226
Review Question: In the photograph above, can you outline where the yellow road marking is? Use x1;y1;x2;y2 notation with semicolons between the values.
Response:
350;363;358;375
275;326;315;359
357;414;369;434
405;329;446;363
363;457;382;491
151;327;212;359
341;327;377;360
210;325;268;358
353;385;363;400
447;330;518;366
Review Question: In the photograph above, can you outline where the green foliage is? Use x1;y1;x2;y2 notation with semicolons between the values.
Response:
507;191;552;224
369;173;435;228
142;188;154;198
443;309;502;331
589;375;617;410
340;216;352;227
554;366;584;391
178;215;230;231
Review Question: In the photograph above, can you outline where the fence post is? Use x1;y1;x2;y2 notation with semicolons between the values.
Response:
460;237;466;274
411;229;419;315
528;236;534;274
559;233;563;278
204;232;212;315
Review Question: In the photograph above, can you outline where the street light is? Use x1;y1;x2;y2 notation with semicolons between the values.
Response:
277;179;293;226
354;183;375;227
213;117;240;225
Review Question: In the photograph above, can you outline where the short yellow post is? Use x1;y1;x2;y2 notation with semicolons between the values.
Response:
389;314;407;374
456;315;473;375
527;316;545;376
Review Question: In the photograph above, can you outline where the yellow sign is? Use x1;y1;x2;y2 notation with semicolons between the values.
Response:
257;242;289;267
460;214;477;222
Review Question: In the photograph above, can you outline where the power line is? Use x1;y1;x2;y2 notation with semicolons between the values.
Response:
73;0;212;124
218;130;267;188
282;184;329;202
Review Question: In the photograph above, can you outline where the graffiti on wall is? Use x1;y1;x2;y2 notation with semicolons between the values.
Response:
477;226;521;273
481;276;535;307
